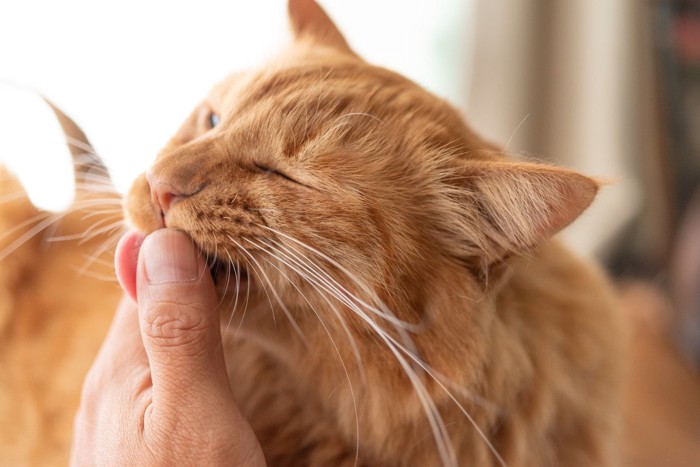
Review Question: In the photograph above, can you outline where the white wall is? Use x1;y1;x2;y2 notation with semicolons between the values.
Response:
0;0;474;210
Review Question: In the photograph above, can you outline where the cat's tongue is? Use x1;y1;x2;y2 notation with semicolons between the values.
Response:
114;230;145;302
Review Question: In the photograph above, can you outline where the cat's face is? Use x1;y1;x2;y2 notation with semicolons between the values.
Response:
126;47;452;310
125;0;597;321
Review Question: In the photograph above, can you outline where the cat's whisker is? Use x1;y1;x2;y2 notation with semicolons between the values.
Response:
229;237;277;325
253;237;452;462
76;204;124;217
69;263;118;283
245;255;301;340
502;114;531;155
265;234;426;375
231;236;308;345
260;228;509;467
255;238;366;378
232;256;253;339
265;232;427;379
78;253;114;269
0;190;41;206
73;185;119;196
249;208;280;213
265;227;422;332
253;242;363;466
333;112;383;124
76;225;125;277
64;137;98;156
210;241;238;318
73;171;115;185
46;216;123;243
220;250;241;339
219;248;233;306
0;212;69;263
77;218;125;245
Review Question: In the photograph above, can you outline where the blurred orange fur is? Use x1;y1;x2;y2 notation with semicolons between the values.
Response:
0;1;698;465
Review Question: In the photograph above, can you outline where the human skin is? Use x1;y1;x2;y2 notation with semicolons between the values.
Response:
70;228;266;466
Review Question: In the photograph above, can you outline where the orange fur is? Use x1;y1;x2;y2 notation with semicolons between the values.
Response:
0;171;122;464
0;1;645;465
124;2;622;465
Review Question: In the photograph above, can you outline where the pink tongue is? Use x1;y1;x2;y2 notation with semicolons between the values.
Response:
114;230;146;302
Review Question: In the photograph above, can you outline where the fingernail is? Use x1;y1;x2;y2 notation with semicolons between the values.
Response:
142;229;199;284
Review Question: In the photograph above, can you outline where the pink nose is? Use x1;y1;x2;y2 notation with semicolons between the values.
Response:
146;171;184;215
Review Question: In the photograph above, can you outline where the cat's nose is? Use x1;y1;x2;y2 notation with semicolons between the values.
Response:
146;171;189;215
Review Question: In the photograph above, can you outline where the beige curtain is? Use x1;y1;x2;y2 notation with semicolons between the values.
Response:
465;0;665;259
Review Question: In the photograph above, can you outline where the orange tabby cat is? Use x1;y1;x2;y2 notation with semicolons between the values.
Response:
1;1;626;465
0;102;122;465
124;1;622;465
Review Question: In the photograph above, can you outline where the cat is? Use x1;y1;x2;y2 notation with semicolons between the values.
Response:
124;1;623;465
0;101;123;465
0;0;625;465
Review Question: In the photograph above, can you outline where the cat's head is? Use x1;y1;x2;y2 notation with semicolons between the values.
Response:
125;0;597;318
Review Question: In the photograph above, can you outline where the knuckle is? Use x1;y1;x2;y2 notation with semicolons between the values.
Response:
141;301;209;349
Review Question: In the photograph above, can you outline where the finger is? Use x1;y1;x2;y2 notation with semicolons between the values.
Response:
83;295;149;396
135;229;230;407
115;230;145;302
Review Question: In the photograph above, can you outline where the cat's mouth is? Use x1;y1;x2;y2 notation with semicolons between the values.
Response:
206;256;250;291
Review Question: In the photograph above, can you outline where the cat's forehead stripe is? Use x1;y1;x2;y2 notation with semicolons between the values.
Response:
235;64;402;117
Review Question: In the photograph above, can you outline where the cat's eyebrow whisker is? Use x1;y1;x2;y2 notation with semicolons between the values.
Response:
315;112;382;148
334;112;383;124
502;113;530;155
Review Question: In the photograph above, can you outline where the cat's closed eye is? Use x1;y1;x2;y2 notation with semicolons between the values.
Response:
254;163;303;186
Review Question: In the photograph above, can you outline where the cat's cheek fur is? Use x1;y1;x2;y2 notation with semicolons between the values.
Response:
125;174;162;234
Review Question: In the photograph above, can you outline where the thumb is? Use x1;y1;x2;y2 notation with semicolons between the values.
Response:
136;228;230;407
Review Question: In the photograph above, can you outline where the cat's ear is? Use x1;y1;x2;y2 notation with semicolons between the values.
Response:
288;0;354;54
455;160;598;264
43;98;113;191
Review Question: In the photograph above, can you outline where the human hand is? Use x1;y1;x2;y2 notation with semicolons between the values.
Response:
70;228;266;466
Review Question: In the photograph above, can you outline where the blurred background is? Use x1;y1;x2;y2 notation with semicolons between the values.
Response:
1;0;699;357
